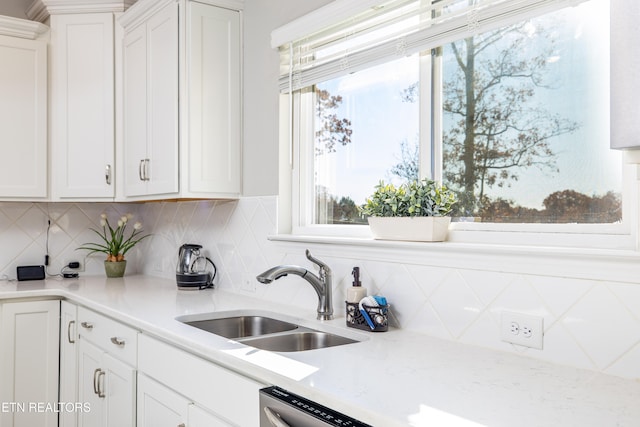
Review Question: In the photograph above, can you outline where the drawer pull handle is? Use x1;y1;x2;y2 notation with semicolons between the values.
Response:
93;368;105;398
80;322;93;329
67;320;76;344
178;424;186;427
110;337;125;347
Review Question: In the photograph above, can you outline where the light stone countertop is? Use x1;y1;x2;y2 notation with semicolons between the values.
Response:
1;275;639;427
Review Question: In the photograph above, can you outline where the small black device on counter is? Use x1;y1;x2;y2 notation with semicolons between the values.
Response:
259;386;373;427
17;265;45;281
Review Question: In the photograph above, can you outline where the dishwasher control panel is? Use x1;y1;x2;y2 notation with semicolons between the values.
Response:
260;386;373;427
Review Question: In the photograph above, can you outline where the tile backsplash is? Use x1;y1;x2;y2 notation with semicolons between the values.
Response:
2;198;639;380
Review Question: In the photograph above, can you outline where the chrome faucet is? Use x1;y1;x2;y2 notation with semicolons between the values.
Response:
256;249;333;320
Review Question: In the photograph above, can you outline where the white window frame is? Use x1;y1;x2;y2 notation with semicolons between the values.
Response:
277;0;640;251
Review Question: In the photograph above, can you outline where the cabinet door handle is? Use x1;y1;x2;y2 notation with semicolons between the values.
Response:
178;424;186;427
93;368;105;398
144;158;150;181
110;336;125;347
67;320;76;344
139;159;145;181
105;164;112;185
80;322;93;330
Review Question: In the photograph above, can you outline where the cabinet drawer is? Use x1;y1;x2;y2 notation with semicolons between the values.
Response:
138;334;263;426
77;306;138;366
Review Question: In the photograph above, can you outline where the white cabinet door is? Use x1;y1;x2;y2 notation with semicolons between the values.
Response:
103;354;136;427
120;0;241;200
188;404;233;427
78;340;105;427
123;2;179;198
186;3;240;196
0;34;47;199
138;334;263;426
60;300;78;427
0;300;60;427
146;2;179;196
77;340;136;427
137;374;189;427
123;23;148;197
50;13;115;199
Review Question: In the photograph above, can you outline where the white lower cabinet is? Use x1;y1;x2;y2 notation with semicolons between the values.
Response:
138;334;263;426
138;374;234;427
78;340;136;427
76;306;138;427
137;374;189;427
60;300;78;427
0;300;60;427
188;404;232;427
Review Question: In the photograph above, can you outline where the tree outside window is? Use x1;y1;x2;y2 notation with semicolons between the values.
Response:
313;0;620;225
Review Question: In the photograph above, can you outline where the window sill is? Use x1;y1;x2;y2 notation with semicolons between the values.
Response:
268;234;640;283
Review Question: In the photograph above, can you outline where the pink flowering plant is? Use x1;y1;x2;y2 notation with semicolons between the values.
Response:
78;213;150;262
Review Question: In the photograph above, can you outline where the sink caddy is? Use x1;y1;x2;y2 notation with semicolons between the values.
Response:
346;301;389;332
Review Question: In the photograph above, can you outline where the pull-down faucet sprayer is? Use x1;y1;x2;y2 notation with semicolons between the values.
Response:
256;250;333;320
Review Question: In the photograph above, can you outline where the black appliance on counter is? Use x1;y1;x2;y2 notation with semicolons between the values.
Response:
176;244;217;290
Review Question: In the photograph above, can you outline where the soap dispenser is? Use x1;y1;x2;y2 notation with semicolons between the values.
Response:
346;267;367;303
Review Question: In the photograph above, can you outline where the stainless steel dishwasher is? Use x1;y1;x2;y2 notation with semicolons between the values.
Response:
260;386;374;427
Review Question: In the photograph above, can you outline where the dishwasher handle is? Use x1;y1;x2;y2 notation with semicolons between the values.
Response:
264;407;291;427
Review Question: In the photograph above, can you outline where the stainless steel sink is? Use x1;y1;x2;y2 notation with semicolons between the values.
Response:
183;316;298;339
176;311;361;352
241;331;358;352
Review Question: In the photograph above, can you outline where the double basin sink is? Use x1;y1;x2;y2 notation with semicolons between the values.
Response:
176;311;360;352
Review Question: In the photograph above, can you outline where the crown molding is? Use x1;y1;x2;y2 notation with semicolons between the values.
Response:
119;0;242;31
26;0;137;22
0;15;49;39
118;0;174;30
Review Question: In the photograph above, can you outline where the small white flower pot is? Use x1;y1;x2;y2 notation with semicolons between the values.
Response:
367;216;451;242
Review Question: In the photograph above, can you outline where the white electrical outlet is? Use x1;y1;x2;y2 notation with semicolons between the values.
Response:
500;311;543;349
64;259;85;272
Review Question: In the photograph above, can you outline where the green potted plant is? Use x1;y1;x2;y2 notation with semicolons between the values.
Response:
78;213;151;277
359;179;457;241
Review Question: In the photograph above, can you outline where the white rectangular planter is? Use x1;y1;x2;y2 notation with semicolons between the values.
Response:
367;216;451;242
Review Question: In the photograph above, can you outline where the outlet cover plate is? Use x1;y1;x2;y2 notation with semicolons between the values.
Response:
64;259;84;272
500;311;543;349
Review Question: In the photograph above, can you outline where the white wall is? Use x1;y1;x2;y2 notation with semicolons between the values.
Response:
242;0;333;196
0;0;30;19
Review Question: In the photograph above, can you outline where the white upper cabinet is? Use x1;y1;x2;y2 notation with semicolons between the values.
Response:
0;17;48;199
186;2;241;195
123;2;179;197
50;13;117;200
120;0;242;200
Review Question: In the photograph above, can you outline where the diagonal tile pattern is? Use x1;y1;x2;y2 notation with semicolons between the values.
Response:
0;197;638;381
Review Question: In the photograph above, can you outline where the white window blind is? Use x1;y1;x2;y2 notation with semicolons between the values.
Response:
275;0;589;93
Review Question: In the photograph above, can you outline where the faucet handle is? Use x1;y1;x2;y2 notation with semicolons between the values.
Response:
305;249;330;272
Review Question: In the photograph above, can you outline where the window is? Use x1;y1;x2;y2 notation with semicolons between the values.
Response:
278;0;634;248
